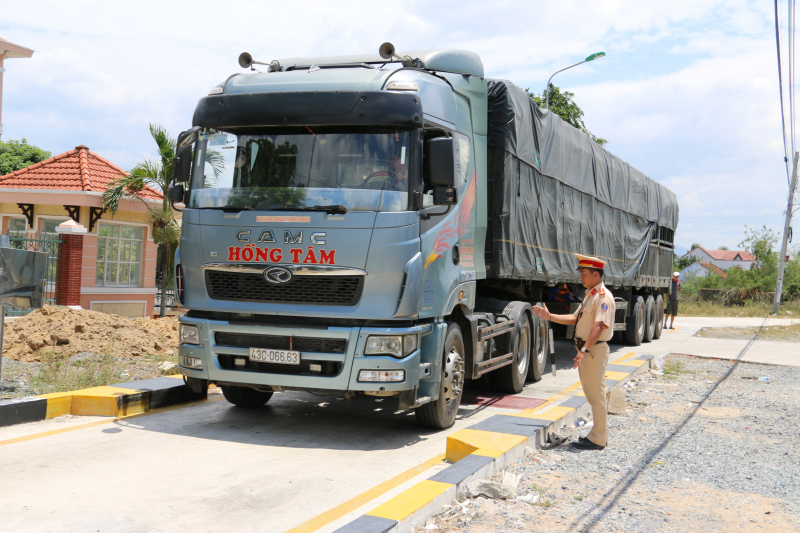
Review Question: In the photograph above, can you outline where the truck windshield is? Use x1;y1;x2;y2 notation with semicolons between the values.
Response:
190;127;411;212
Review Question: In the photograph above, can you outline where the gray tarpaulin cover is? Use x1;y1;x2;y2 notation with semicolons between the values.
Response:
486;79;679;286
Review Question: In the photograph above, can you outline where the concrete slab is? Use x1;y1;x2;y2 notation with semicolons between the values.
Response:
0;390;504;533
672;337;800;367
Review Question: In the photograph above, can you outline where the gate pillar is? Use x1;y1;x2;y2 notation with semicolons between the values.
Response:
56;219;87;307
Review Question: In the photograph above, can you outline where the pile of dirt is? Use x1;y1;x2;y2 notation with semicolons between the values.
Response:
2;306;179;362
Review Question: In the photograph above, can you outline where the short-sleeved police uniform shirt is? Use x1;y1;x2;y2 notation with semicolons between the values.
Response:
575;282;616;342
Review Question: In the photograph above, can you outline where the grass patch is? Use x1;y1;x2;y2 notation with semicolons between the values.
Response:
678;298;800;318
662;360;687;378
29;337;178;394
529;483;554;508
573;495;584;501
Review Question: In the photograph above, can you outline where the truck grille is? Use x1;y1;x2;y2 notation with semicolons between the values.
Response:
205;271;364;306
217;354;341;377
215;332;346;354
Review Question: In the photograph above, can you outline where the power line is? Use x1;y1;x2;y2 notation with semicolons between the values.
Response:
776;0;792;186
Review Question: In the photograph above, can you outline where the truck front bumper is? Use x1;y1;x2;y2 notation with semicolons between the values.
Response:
178;315;432;392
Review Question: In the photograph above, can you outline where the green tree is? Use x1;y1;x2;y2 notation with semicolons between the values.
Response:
103;124;223;317
718;245;729;250
0;139;51;175
527;85;608;145
690;242;702;250
674;254;699;271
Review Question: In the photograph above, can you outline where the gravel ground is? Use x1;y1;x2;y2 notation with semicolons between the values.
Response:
0;358;40;399
694;324;800;343
427;355;800;533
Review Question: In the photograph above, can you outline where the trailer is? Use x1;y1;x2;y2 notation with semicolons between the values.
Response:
171;44;678;428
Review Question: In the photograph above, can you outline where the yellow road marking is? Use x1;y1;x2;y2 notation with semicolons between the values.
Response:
667;325;684;333
446;429;527;462
612;352;637;364
368;480;452;521
285;454;446;533
0;397;224;448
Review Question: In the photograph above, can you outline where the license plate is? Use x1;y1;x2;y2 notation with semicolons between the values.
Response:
249;348;301;365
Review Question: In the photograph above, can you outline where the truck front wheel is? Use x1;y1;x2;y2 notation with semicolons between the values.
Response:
415;322;465;429
221;385;273;408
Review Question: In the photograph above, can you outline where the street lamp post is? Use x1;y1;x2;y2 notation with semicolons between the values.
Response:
545;52;606;110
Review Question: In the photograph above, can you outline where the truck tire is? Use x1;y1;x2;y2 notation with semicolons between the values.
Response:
643;295;656;343
221;385;273;408
415;322;465;429
527;312;548;382
653;294;664;339
494;313;531;393
624;296;645;346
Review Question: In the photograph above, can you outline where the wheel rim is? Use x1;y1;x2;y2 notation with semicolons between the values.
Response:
516;324;530;376
442;346;464;405
537;320;547;368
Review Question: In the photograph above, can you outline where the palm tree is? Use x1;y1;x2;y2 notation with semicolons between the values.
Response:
103;123;223;317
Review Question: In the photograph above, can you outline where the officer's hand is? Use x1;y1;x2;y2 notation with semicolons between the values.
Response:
573;350;585;369
532;305;548;319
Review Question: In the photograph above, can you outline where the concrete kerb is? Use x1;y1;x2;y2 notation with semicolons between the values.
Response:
0;376;205;428
333;354;654;533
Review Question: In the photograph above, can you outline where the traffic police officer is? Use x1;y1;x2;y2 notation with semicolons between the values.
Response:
533;254;615;450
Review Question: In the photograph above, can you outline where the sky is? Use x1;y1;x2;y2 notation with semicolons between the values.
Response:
1;0;797;253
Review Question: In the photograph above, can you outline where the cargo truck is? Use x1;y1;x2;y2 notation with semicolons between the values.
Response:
170;44;679;428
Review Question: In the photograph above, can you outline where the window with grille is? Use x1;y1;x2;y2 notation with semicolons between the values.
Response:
96;223;144;287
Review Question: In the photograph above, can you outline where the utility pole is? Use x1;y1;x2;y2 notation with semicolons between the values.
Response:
773;151;799;313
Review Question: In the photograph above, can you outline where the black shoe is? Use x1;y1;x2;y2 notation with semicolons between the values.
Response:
571;436;606;450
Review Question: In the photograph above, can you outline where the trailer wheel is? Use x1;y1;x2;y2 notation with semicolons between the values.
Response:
527;312;548;382
624;296;645;346
653;294;664;339
221;385;273;408
415;322;464;429
494;313;531;393
643;295;656;343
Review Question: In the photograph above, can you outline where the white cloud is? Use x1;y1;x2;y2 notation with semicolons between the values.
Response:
0;0;792;249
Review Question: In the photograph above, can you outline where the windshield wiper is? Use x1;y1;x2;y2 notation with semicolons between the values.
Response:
200;206;254;213
272;205;350;215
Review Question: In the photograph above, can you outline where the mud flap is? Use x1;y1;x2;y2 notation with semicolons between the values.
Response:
397;387;417;411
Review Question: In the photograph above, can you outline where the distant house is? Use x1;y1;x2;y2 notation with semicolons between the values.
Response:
0;145;168;317
679;261;729;281
680;247;755;271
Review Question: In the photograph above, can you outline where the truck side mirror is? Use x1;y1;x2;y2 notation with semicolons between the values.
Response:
168;184;185;203
424;137;457;206
425;137;455;187
173;144;193;183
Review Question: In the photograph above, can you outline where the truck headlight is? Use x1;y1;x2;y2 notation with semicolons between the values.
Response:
365;335;418;358
180;324;200;345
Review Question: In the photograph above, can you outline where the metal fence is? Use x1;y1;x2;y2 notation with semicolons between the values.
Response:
2;232;62;316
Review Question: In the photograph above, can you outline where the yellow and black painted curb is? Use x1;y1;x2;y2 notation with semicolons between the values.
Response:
332;353;654;533
0;376;204;427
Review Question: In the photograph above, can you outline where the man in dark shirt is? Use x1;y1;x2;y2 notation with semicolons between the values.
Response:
664;272;681;330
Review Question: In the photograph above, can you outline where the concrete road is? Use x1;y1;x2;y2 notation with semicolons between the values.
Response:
1;315;795;533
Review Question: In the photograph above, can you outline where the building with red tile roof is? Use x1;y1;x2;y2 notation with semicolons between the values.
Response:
679;261;730;281
1;146;173;318
680;246;756;271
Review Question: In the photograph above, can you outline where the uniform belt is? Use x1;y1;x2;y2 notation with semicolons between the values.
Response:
574;338;607;350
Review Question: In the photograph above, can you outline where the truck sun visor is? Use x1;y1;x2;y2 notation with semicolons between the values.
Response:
485;79;679;286
193;90;424;129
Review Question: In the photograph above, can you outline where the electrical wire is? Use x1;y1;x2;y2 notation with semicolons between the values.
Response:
791;0;797;157
776;0;792;186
